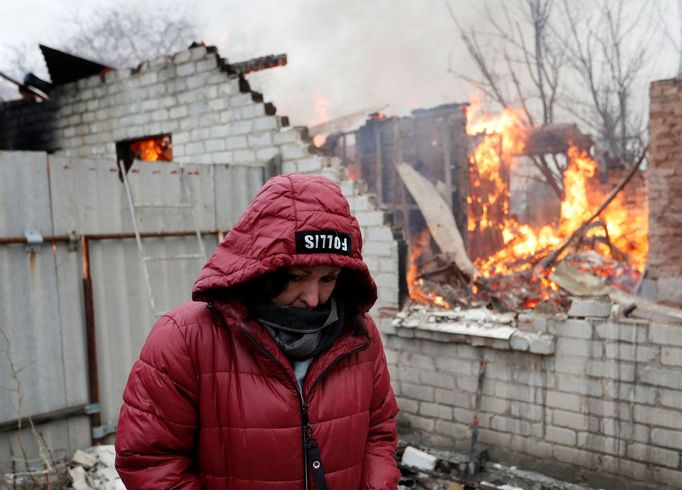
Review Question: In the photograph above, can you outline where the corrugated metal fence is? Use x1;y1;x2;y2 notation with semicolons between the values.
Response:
0;151;266;465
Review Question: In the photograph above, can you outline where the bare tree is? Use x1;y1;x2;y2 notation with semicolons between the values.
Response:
445;0;566;197
61;3;198;68
0;2;198;100
560;0;655;165
446;0;658;185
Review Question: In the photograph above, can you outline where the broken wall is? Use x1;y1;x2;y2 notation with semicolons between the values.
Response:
648;77;682;304
353;104;469;241
0;43;402;463
385;302;682;490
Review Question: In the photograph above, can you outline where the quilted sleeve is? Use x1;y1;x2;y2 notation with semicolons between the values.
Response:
361;318;401;490
115;315;201;489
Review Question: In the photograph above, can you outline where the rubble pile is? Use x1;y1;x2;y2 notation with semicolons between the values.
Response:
67;446;124;490
397;444;600;490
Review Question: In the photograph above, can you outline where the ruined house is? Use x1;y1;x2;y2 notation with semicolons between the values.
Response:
0;41;681;490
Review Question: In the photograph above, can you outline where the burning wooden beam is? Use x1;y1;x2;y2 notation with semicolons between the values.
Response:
396;162;478;278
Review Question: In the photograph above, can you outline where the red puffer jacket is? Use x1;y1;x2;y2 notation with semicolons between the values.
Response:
115;174;400;489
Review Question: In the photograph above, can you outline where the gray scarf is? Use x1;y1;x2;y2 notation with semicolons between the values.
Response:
252;297;344;360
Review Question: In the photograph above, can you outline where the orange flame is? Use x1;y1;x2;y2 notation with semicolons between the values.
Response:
129;136;172;162
465;105;648;278
311;90;331;147
407;229;452;308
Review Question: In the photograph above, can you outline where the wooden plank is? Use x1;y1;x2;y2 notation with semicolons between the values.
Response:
396;162;477;277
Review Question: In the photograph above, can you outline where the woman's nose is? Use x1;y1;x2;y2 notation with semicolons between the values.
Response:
299;283;320;309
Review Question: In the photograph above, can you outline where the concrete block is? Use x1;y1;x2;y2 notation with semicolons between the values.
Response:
210;151;233;163
634;405;682;429
241;104;265;119
355;210;390;226
226;136;247;150
72;449;97;468
552;357;587;375
297;156;324;173
395;397;418;414
401;382;434;402
568;298;612;318
362;241;395;257
654;467;682;488
552;410;589;431
435;388;470;408
604;381;656;404
650;323;682;347
481;396;509;415
434;357;473;375
662;346;682;366
419;402;453;420
600;419;649;443
196;58;217;72
557;374;603;397
640;366;682;389
256;147;279;161
556;338;602;358
177;62;196;77
627;442;679;468
254;116;278;131
577;433;626;456
248;132;273;147
546;391;582;412
436;419;467;438
509;331;530;351
399;352;435;369
660;389;682;409
205;139;225;152
419;370;456;389
552;318;593;338
545;426;577;446
595;322;648;343
233;150;256;163
230;120;253;134
528;333;555;354
552;446;599;469
586;360;635;381
401;446;437;471
400;413;435;432
604;343;658;362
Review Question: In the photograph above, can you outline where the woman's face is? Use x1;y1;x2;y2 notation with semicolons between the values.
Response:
271;265;341;309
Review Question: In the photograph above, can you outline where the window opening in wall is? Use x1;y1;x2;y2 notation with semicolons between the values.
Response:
116;134;173;174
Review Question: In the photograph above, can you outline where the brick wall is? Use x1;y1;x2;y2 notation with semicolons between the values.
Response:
0;43;402;318
648;77;682;304
386;300;682;490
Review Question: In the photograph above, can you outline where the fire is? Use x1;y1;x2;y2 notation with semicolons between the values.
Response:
312;90;331;147
406;101;648;309
465;105;648;277
129;135;172;162
407;228;452;308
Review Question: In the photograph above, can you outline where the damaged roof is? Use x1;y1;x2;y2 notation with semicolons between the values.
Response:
39;44;112;86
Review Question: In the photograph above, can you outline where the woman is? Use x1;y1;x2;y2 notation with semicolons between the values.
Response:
115;173;400;489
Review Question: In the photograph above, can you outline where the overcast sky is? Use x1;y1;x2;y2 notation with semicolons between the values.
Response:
1;0;680;129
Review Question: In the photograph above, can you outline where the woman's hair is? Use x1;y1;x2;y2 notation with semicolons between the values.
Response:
234;268;368;337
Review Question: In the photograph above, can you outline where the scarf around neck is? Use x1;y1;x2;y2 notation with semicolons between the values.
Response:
252;297;344;360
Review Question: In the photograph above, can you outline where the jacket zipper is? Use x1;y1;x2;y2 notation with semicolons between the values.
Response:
239;326;369;489
239;326;310;490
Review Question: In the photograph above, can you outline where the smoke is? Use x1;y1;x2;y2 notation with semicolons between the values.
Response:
199;0;477;126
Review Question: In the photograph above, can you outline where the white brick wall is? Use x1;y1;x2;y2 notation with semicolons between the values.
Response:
388;309;682;490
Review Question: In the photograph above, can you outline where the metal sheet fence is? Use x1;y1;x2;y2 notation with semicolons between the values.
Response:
0;151;265;465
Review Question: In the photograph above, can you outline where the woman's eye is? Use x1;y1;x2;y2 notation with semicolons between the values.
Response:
321;275;339;283
288;274;305;282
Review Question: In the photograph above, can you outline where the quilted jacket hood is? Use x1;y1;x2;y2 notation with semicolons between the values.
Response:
192;173;378;312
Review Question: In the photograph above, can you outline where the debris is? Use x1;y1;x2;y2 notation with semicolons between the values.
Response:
68;445;125;490
396;162;477;278
402;446;439;471
544;146;647;269
551;259;682;323
71;449;97;469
